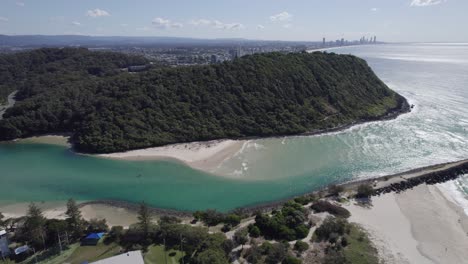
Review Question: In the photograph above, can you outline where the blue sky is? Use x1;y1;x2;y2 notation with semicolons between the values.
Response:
0;0;466;42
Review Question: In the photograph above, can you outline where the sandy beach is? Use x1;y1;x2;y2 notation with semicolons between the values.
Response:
345;183;468;264
98;139;246;173
0;202;139;228
15;135;71;147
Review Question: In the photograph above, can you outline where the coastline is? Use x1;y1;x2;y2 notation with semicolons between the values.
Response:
2;93;411;176
345;183;468;264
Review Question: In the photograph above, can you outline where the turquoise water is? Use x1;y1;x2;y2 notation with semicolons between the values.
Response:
1;43;468;212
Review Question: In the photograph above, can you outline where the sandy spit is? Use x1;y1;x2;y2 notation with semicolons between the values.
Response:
98;139;245;173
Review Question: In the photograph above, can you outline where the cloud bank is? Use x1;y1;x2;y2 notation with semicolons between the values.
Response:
410;0;447;6
270;12;293;22
86;8;110;18
152;17;183;29
190;19;244;30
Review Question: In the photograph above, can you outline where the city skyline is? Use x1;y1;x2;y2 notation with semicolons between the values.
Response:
0;0;467;42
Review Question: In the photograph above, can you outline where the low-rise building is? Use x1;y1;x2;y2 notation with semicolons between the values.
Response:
90;250;144;264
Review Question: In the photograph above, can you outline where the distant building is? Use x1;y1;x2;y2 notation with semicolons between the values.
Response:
210;54;218;64
322;37;326;47
341;38;345;46
0;230;10;257
91;250;144;264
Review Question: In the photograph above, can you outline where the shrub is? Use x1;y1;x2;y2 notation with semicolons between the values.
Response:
315;217;349;242
328;185;344;196
356;184;374;198
159;215;181;225
282;255;302;264
310;201;350;218
224;214;241;227
293;240;309;252
248;224;261;238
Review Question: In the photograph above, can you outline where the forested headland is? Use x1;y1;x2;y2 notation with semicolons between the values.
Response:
0;48;408;153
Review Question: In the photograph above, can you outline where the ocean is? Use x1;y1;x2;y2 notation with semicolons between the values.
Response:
0;43;467;212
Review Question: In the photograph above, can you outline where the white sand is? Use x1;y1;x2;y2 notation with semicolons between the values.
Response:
12;134;246;175
80;204;138;228
0;202;138;228
15;135;70;147
98;139;245;173
345;184;468;264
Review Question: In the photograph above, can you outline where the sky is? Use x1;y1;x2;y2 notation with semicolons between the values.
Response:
0;0;467;42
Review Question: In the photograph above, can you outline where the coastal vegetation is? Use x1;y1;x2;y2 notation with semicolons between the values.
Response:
0;48;408;153
0;193;380;264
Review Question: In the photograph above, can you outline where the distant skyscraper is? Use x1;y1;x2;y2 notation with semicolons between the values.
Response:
374;36;377;43
323;37;326;47
340;38;344;46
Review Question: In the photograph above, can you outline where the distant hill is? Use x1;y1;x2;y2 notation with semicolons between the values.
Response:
0;48;408;153
0;35;315;48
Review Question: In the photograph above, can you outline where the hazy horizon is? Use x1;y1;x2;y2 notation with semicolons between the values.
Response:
1;0;467;43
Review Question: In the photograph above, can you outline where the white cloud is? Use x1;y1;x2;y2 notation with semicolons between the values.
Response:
0;17;8;22
190;19;212;26
189;18;243;30
256;24;265;30
213;20;244;30
71;21;81;26
283;24;292;29
270;11;293;22
121;23;129;27
410;0;447;6
371;7;378;12
16;2;25;7
86;8;110;18
152;17;183;29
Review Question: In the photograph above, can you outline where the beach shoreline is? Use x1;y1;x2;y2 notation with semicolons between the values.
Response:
345;183;468;264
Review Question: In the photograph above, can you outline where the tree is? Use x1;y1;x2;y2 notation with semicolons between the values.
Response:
356;184;374;198
196;248;229;264
106;226;124;243
87;218;109;233
137;202;152;238
65;198;84;239
24;203;46;248
265;243;288;264
233;228;249;249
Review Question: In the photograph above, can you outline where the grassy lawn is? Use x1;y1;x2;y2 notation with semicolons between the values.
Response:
64;241;121;264
343;224;379;264
144;245;184;264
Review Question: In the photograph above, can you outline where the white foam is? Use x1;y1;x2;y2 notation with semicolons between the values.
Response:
436;176;468;216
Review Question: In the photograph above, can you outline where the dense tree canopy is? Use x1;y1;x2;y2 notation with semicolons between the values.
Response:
0;48;407;153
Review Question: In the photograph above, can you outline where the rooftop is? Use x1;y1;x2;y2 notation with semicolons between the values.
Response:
90;250;144;264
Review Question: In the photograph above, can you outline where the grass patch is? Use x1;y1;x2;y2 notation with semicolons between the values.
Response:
343;224;379;264
64;241;121;264
144;245;184;264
